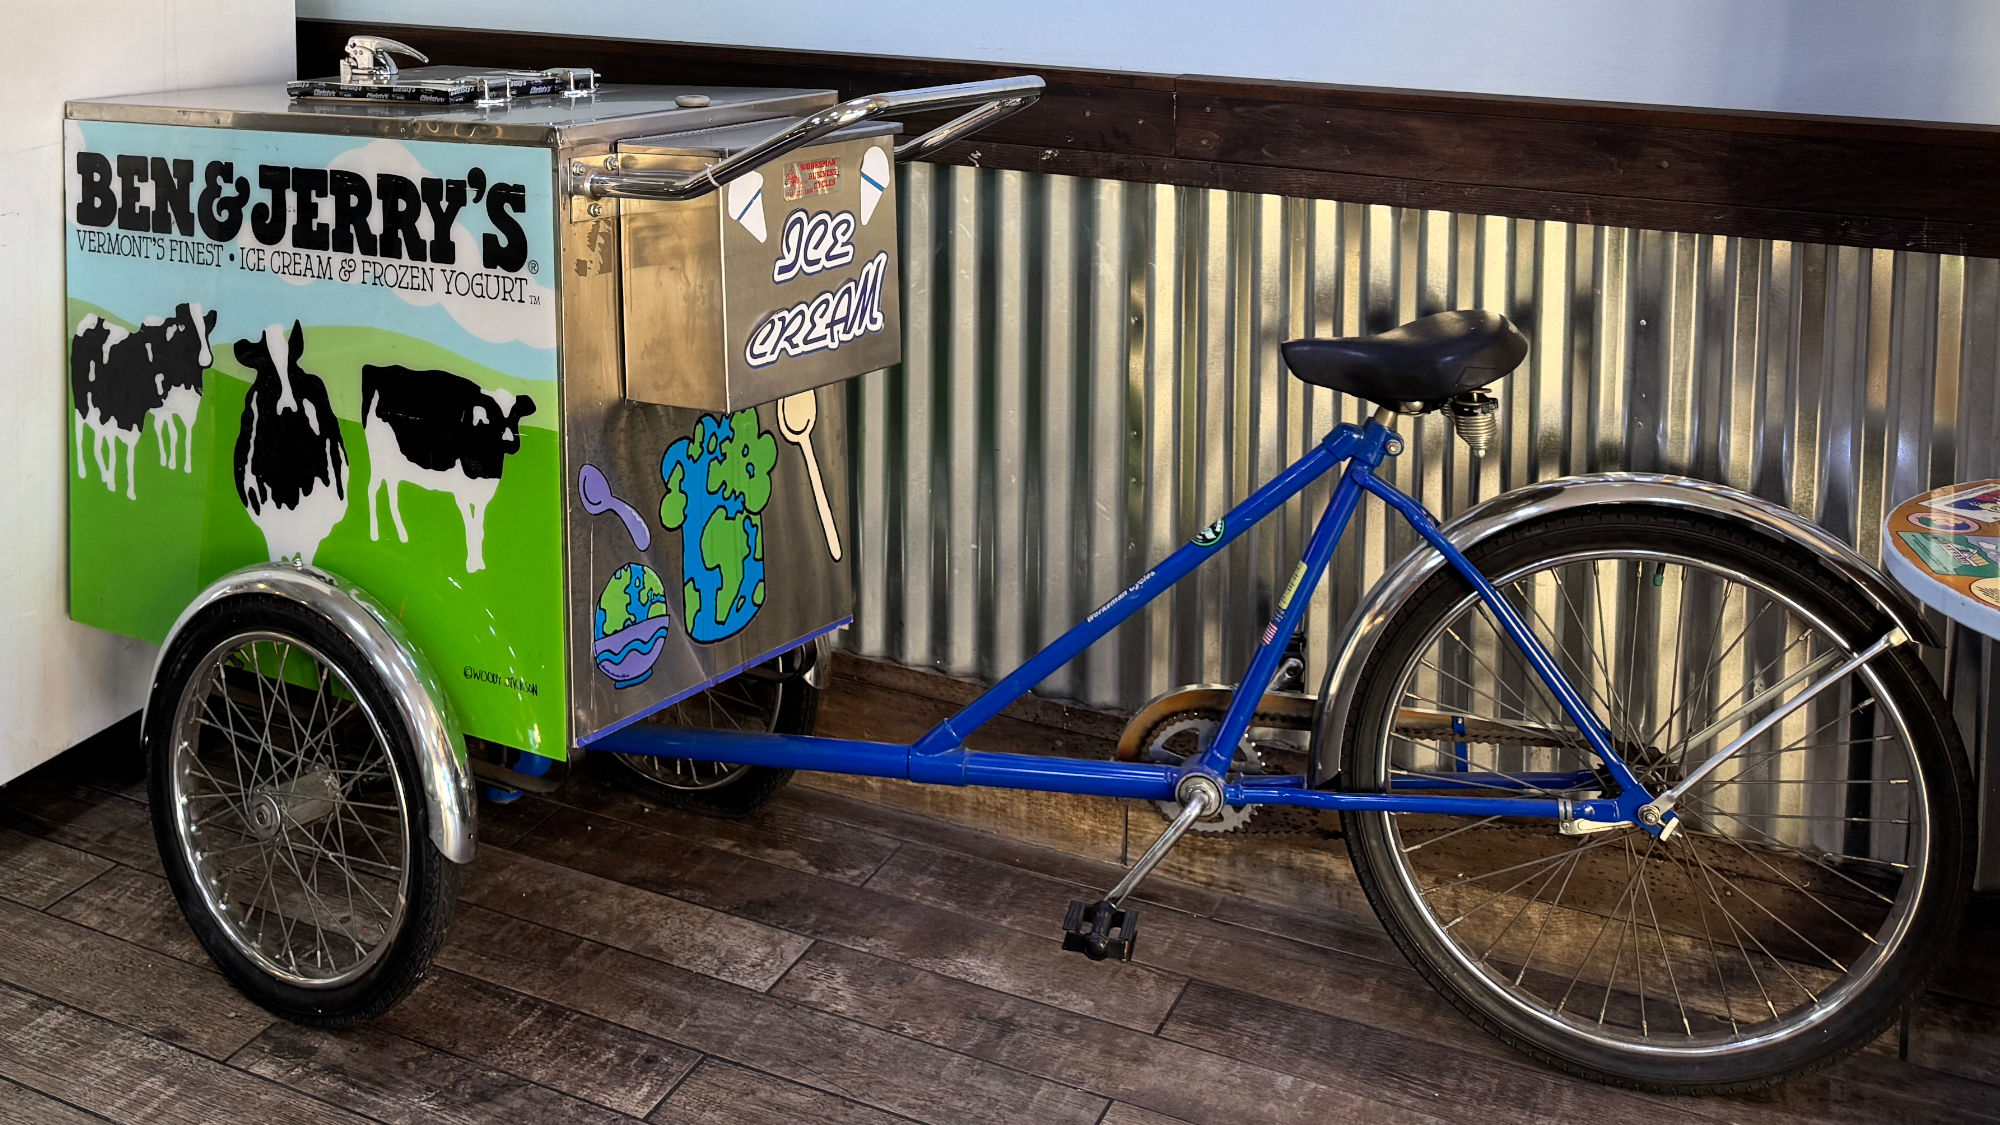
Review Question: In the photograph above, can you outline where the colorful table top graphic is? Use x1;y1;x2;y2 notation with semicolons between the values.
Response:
1885;480;2000;640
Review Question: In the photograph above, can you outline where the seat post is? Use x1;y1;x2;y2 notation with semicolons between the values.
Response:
1371;404;1397;428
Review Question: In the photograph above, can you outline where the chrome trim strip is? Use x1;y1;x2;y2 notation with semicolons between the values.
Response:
1309;472;1937;787
146;564;477;863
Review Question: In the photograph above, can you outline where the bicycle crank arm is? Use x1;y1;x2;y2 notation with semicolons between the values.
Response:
1061;775;1221;961
1637;626;1909;836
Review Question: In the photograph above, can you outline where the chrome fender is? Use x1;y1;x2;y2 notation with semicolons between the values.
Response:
1310;472;1935;787
147;564;477;863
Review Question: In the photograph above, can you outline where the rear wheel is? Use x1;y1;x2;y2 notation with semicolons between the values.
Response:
144;594;458;1026
602;643;821;816
1338;509;1971;1092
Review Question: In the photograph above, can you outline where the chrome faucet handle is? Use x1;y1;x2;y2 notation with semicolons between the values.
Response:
339;35;429;85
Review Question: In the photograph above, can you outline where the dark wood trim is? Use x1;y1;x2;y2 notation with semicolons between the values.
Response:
298;18;2000;257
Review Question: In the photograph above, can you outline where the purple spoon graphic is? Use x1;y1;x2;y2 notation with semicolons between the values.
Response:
579;463;650;551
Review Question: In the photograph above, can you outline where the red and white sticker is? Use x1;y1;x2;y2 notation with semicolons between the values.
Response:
783;157;840;201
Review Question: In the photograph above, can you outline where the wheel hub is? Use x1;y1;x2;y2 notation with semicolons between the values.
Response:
247;791;285;839
240;768;341;841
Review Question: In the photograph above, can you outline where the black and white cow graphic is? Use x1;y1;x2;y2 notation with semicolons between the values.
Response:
362;365;537;573
70;303;216;497
68;318;123;491
232;322;350;566
146;305;214;473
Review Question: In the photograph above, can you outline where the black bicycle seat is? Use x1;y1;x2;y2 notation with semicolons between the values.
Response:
1281;310;1527;409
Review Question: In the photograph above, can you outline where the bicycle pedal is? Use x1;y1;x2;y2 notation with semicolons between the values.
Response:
1061;898;1137;961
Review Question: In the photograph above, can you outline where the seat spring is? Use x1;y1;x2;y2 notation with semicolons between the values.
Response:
1450;391;1499;457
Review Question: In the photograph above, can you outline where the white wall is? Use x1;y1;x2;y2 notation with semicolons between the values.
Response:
301;0;2000;125
0;0;295;780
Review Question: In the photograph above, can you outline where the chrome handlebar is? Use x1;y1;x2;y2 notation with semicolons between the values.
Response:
579;75;1045;203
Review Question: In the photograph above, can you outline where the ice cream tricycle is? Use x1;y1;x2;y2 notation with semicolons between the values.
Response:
66;36;1972;1094
67;36;1034;1015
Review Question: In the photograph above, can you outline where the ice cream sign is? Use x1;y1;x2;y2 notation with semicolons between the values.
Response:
743;204;887;369
618;130;900;412
738;149;896;371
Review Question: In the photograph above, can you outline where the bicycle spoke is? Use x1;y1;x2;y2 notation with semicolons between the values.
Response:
1635;840;1692;1036
1679;804;1901;908
1514;574;1629;749
1400;813;1505;853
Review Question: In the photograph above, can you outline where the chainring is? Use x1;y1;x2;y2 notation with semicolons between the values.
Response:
1144;716;1257;833
1140;709;1325;835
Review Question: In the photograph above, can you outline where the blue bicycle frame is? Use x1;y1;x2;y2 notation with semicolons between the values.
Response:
597;417;1663;834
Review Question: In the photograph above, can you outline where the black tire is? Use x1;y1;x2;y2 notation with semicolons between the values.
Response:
599;644;821;817
144;593;459;1027
1337;508;1972;1093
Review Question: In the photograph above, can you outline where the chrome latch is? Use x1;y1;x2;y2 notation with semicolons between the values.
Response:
474;74;511;109
546;66;597;99
339;35;428;86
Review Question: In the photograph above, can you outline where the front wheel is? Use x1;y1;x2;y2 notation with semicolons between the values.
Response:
1338;509;1971;1092
144;594;459;1026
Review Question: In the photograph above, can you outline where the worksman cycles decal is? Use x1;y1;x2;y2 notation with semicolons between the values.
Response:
70;149;537;301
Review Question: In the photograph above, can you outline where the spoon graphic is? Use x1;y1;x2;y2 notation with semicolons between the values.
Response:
777;390;841;561
579;463;650;552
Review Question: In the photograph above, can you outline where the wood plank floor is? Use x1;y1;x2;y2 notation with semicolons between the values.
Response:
2;664;1998;1125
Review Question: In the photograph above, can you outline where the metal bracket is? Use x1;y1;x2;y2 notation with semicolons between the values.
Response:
469;757;565;795
474;74;511;109
567;156;618;224
803;633;836;690
1557;798;1629;835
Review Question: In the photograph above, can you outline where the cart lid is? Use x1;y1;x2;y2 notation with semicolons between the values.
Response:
66;83;841;149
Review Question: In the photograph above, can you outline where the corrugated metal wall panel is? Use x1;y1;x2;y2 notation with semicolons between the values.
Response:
844;164;2000;877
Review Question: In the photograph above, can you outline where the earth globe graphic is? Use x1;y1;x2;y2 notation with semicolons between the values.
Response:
593;563;673;688
661;410;774;643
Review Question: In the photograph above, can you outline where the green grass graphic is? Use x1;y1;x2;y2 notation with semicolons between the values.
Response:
66;302;568;756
